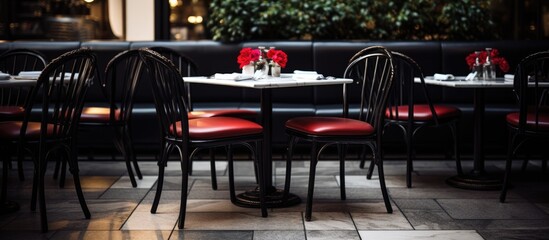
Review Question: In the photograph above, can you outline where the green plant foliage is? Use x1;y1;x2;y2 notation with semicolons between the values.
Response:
207;0;497;42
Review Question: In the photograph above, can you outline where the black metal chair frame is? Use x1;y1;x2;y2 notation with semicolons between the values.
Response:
0;49;47;181
363;51;462;188
500;51;549;202
3;48;97;232
284;46;394;221
140;48;267;229
74;49;144;188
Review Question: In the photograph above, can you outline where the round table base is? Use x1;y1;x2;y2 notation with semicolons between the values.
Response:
446;174;502;190
0;201;20;215
234;187;301;208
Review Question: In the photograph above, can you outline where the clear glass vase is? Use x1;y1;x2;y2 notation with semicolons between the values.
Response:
271;63;281;77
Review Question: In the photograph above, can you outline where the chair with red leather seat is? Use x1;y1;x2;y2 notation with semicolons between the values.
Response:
150;46;257;190
363;51;463;188
77;49;144;187
140;48;267;229
283;46;394;221
0;48;96;232
500;51;549;202
0;49;47;180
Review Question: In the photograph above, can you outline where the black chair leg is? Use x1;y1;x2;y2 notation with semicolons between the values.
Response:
305;142;319;221
177;147;190;229
209;148;218;190
338;144;346;200
366;157;376;179
53;158;61;180
359;146;367;169
255;141;268;217
500;134;516;203
67;148;90;219
17;144;25;181
283;137;296;200
124;127;142;180
59;154;67;188
405;128;413;188
151;143;169;213
30;151;39;211
376;142;393;213
451;123;463;176
38;152;48;232
227;145;237;203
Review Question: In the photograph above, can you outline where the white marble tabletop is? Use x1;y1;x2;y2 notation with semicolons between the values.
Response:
416;76;549;89
184;74;353;89
0;77;37;87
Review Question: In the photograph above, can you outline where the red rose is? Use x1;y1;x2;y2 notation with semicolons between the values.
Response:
237;48;260;69
269;50;288;68
465;48;509;73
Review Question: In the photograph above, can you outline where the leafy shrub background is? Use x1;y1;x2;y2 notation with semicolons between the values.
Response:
208;0;496;42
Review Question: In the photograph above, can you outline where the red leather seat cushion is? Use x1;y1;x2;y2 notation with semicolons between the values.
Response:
0;106;25;120
0;121;54;140
188;109;256;119
506;111;549;131
286;117;375;136
80;107;121;123
386;104;461;121
169;117;262;139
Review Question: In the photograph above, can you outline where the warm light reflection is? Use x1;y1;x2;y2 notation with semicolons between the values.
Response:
187;16;203;24
169;0;180;8
84;0;94;3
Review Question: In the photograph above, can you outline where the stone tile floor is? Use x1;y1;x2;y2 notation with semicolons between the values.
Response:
1;157;548;239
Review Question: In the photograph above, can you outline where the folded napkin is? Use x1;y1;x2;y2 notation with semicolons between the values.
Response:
214;73;252;81
15;71;41;80
504;74;514;81
18;71;42;76
433;73;455;81
292;70;323;80
0;71;10;80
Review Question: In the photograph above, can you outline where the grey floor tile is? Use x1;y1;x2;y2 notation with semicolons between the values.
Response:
352;211;413;230
359;230;484;240
183;212;303;230
122;211;178;230
0;230;53;240
110;176;157;189
253;230;306;240
437;199;549;219
403;209;465;230
479;229;549;240
303;212;355;230
99;188;150;200
50;230;171;240
394;198;443;210
171;230;253;240
306;230;361;240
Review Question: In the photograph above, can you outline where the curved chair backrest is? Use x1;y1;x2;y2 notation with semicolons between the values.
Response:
140;48;190;141
103;49;144;124
22;48;97;141
343;46;394;131
150;46;197;111
0;49;47;75
0;49;47;108
387;51;440;124
513;50;549;133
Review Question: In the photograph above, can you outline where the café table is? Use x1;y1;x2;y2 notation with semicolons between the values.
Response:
418;76;549;190
185;74;353;207
0;76;36;214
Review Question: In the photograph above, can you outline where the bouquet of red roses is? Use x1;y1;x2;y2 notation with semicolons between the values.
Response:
267;48;288;68
466;48;510;73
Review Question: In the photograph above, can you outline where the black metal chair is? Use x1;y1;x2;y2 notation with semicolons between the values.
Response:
0;49;47;180
363;51;462;188
76;49;144;187
139;48;267;229
500;51;549;202
283;46;394;221
150;46;258;190
0;48;97;232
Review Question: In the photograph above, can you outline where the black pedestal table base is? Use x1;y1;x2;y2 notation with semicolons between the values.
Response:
446;173;502;190
234;186;301;208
